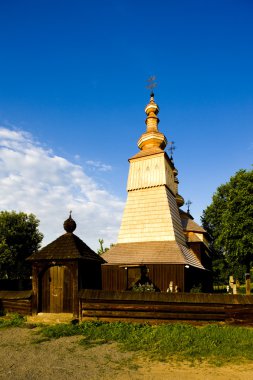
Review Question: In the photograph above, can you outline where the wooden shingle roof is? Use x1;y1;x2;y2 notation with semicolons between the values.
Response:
102;241;204;269
180;210;206;233
27;233;105;263
182;218;206;233
129;147;164;160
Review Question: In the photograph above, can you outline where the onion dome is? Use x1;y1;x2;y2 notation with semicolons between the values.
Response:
63;211;76;233
173;167;178;176
137;93;167;151
176;193;185;207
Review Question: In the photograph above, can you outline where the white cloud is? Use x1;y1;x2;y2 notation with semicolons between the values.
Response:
86;160;112;172
0;127;124;251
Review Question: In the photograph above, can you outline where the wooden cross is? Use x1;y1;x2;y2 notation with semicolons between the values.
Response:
167;141;176;158
185;200;192;214
146;76;157;95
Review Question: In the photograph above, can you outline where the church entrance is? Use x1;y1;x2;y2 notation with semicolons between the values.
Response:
40;266;73;313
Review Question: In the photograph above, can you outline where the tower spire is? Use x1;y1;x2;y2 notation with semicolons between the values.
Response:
137;92;167;151
145;92;160;132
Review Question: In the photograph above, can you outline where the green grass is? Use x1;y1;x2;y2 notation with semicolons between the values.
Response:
213;282;253;294
0;313;26;328
1;315;253;365
39;321;253;365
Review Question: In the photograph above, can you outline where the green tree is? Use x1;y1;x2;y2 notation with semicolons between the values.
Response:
201;169;253;286
0;211;43;279
97;238;109;255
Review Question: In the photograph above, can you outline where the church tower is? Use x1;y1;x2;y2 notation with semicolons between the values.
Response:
118;92;185;246
102;93;209;292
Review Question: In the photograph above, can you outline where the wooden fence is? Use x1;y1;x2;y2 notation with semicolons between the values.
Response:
0;290;33;316
1;289;253;323
79;289;253;324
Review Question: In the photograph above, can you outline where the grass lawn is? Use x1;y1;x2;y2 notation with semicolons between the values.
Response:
1;314;253;366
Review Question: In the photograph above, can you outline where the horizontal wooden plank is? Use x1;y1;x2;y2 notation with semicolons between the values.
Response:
79;289;253;305
225;306;253;317
1;297;32;316
82;310;225;321
2;300;31;305
2;303;31;309
225;306;253;311
1;300;30;304
0;290;32;300
80;299;228;309
81;302;225;314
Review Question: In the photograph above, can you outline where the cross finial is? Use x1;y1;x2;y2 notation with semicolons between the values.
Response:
146;76;157;95
69;210;72;218
185;200;192;214
167;141;176;159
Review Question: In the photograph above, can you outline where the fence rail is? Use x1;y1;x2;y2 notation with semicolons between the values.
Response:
79;289;253;323
1;289;253;322
0;290;33;316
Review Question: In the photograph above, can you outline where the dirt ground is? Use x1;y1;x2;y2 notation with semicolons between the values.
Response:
0;327;253;380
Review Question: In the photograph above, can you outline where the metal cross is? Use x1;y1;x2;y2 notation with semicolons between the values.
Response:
146;76;157;95
167;141;176;158
185;200;192;214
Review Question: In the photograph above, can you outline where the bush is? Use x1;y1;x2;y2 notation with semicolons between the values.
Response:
190;284;202;293
132;283;156;292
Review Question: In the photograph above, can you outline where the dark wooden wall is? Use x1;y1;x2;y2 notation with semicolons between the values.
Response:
102;264;185;292
148;264;184;292
102;264;213;293
78;262;102;290
102;266;127;291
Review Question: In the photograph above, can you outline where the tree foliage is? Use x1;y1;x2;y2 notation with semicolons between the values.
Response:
97;238;109;255
201;169;253;283
0;211;43;279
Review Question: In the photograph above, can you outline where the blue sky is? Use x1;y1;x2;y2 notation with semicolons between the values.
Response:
0;0;252;250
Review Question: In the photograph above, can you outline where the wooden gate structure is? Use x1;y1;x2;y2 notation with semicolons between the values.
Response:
27;214;104;316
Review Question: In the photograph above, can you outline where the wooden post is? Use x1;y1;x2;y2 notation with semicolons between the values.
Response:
72;263;79;318
31;265;38;315
245;273;251;295
229;276;234;294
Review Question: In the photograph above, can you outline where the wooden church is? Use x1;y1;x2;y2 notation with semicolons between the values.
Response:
26;92;211;317
101;93;212;292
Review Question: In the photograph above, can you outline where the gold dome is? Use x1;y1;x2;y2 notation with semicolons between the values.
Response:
137;93;167;151
176;193;185;207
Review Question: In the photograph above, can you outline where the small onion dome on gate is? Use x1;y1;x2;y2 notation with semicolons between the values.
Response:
64;211;76;233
